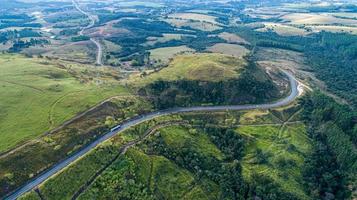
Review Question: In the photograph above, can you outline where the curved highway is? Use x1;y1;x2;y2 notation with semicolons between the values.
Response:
5;70;299;200
72;0;102;65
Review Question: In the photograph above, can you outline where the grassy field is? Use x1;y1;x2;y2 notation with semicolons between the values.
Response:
164;18;221;31
218;32;249;44
238;108;311;200
207;43;250;58
257;23;309;36
144;34;194;46
0;54;129;153
169;13;218;24
132;53;247;85
159;126;224;160
149;45;195;63
45;41;96;63
281;13;357;26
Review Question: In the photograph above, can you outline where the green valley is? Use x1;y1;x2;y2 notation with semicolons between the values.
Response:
0;0;356;199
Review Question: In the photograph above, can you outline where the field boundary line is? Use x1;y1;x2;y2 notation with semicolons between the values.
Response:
0;80;44;93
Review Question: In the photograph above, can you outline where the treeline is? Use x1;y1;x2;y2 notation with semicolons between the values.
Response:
0;13;40;29
71;35;90;42
9;39;49;52
139;61;280;109
300;92;357;199
0;29;40;43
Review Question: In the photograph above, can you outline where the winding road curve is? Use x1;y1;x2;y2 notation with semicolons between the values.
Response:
5;70;299;200
72;0;102;65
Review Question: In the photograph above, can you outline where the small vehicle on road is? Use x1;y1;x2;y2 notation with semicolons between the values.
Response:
111;125;121;132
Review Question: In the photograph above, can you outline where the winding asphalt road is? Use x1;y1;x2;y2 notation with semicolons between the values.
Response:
4;70;299;200
72;0;102;65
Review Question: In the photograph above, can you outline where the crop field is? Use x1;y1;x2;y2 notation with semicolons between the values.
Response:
329;12;357;19
257;23;309;36
149;45;195;63
207;43;250;58
282;2;341;10
218;32;249;44
168;13;219;24
164;18;221;31
132;53;247;85
281;13;357;26
144;34;193;47
0;54;129;152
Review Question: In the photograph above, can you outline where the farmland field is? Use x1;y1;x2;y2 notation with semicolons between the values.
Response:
281;13;357;26
257;23;309;36
144;34;193;46
149;45;195;63
218;32;249;44
168;13;219;24
164;18;221;31
207;43;250;58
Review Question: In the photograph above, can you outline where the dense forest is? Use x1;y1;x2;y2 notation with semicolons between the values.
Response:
304;33;357;108
300;92;357;199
